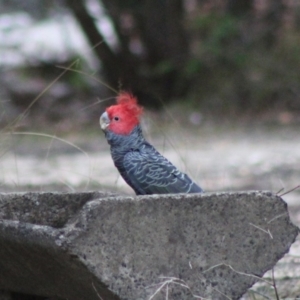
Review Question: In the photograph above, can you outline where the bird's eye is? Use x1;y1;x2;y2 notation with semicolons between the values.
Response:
113;116;120;121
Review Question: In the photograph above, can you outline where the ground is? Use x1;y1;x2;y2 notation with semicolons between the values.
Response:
0;119;299;299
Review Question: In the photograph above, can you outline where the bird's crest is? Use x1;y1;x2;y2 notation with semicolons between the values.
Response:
115;92;143;119
105;91;143;135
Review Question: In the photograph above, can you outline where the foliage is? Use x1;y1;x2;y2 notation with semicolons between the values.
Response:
185;10;300;115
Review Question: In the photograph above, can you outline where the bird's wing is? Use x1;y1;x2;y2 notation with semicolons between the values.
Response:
123;146;202;195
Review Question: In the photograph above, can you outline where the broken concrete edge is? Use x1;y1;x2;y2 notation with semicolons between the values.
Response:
1;189;298;244
0;190;298;300
0;189;276;199
0;219;58;246
0;190;298;253
0;189;290;208
0;220;119;299
0;191;117;229
63;190;299;297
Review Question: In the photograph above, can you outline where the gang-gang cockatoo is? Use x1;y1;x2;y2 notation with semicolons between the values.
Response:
100;92;203;195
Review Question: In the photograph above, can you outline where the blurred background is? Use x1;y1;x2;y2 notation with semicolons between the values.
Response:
0;1;300;193
2;0;300;123
0;0;300;297
0;0;300;198
1;0;300;195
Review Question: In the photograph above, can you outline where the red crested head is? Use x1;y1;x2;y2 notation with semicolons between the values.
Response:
102;92;143;135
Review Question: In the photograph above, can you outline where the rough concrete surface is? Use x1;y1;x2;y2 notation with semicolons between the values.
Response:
0;191;298;300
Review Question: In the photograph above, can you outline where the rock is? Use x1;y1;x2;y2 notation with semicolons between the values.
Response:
0;191;298;300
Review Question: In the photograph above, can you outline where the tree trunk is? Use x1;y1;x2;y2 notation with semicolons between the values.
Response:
263;0;285;48
66;0;121;86
66;0;189;106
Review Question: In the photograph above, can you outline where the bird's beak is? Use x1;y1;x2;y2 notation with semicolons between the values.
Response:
100;111;110;131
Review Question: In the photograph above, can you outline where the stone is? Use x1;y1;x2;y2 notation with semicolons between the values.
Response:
0;191;298;300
